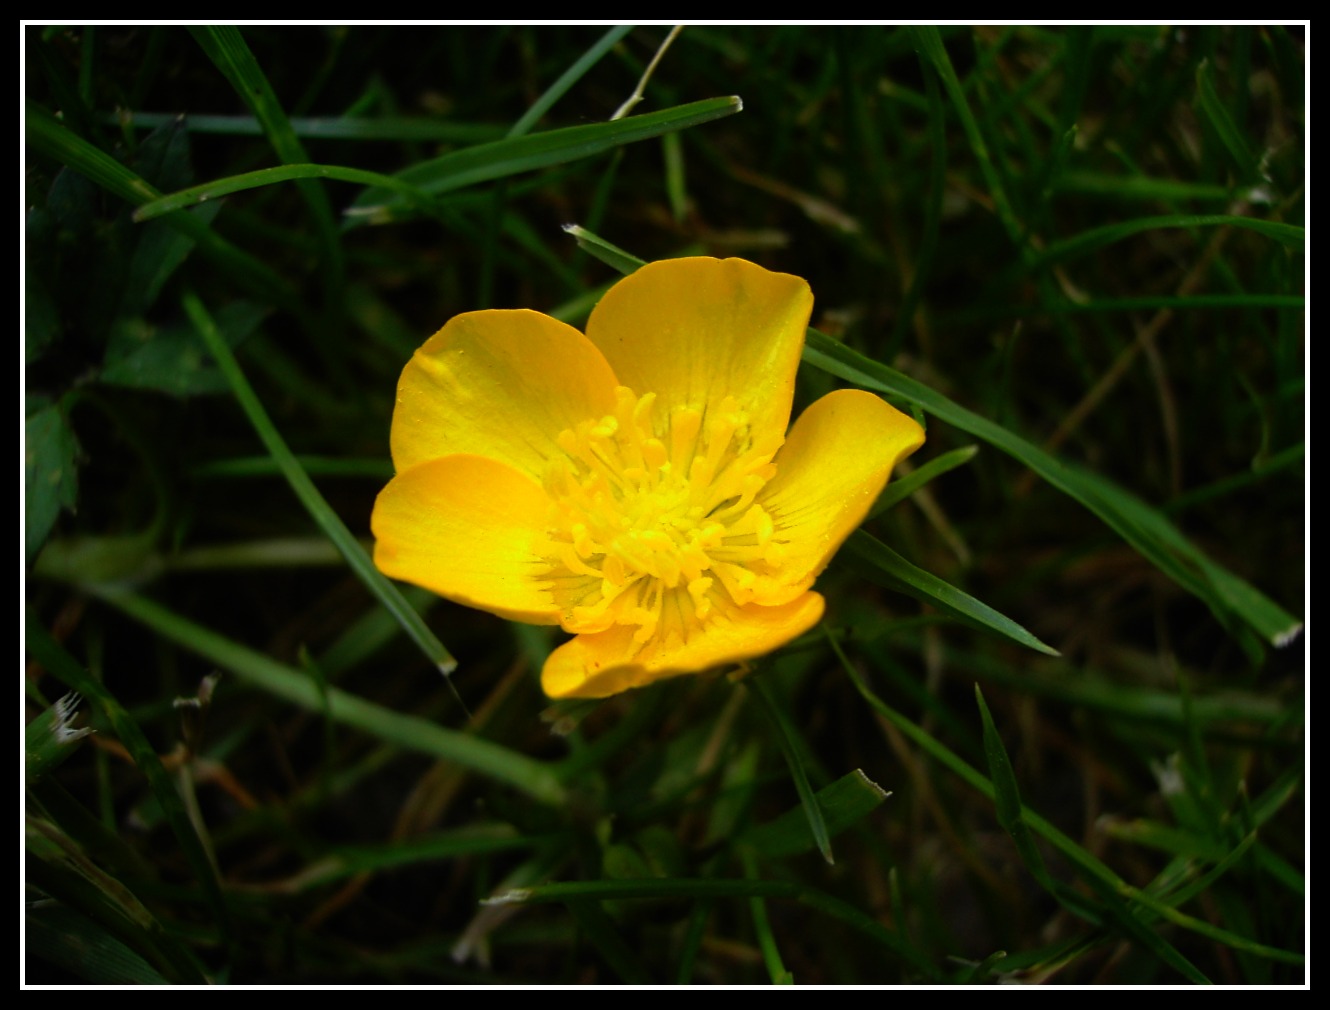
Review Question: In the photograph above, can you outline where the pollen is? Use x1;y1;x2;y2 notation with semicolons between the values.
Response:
540;386;788;650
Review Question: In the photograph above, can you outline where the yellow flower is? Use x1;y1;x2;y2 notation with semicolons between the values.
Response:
371;257;925;699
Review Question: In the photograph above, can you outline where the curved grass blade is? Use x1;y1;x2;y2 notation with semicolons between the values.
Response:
869;445;978;519
975;686;1055;889
749;674;834;865
508;25;634;138
488;877;937;979
189;27;343;294
740;848;793;984
134;163;437;221
911;27;1026;257
566;898;650;983
87;587;567;807
25;104;297;312
803;328;1300;649
1195;59;1261;184
830;637;1308;980
26;903;170;985
349;96;742;220
106;110;506;143
563;223;647;274
182;290;456;677
26;815;206;984
843;531;1058;656
1030;214;1304;271
26;617;229;958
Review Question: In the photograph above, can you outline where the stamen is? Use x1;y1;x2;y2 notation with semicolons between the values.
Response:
540;386;787;646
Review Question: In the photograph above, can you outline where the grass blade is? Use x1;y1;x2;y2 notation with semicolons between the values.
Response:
749;674;834;865
870;445;978;517
740;768;889;858
1030;214;1304;270
182;290;456;676
349;96;742;220
842;531;1058;656
508;26;634;138
25;104;298;311
87;586;567;806
802;328;1299;649
189;27;343;289
911;26;1026;256
26;617;230;956
134;163;437;221
1195;59;1261;183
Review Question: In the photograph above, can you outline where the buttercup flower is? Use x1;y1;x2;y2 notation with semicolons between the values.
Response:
372;258;925;699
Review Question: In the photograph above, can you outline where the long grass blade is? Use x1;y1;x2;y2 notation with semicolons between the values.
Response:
349;96;742;220
749;674;834;865
26;617;230;954
88;586;567;806
842;531;1058;655
802;327;1299;648
26;104;298;311
182;290;456;676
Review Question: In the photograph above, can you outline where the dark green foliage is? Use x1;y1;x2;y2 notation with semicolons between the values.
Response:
24;25;1303;984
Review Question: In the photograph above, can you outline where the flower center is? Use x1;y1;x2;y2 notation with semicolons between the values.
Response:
539;386;788;649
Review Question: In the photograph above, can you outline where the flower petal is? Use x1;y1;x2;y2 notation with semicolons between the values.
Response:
585;258;813;447
541;592;826;699
372;454;560;624
390;309;619;481
759;389;925;587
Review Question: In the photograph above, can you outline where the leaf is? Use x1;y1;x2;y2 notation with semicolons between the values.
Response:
102;301;267;396
842;531;1058;656
25;402;79;563
26;618;231;950
750;675;834;865
25;904;170;985
802;328;1300;649
741;769;890;858
975;686;1054;887
25;692;92;781
348;96;743;222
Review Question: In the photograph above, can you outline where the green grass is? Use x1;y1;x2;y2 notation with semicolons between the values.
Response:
25;25;1303;984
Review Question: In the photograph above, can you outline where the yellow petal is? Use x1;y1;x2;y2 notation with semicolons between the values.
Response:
759;389;925;587
541;592;826;699
372;454;560;624
390;309;619;481
585;258;813;447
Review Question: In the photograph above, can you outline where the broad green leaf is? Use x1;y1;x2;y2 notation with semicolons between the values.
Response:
24;402;79;563
25;104;297;311
102;301;267;396
842;531;1058;656
741;769;890;858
